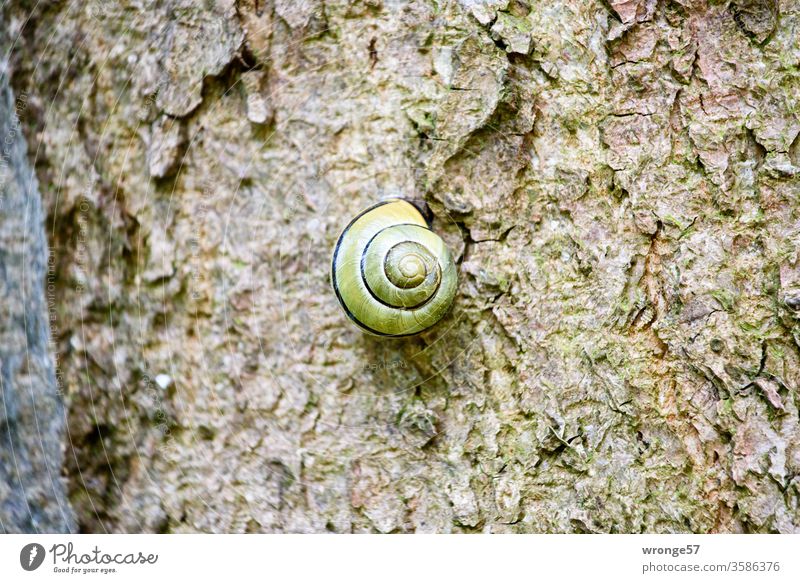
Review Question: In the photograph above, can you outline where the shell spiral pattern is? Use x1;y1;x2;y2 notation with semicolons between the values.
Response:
331;199;457;336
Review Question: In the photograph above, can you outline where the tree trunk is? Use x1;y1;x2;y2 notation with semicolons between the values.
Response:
0;42;75;532
2;0;799;532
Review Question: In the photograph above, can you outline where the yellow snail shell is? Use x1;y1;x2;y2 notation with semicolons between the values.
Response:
331;199;457;336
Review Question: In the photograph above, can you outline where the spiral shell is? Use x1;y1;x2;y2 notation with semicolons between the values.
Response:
331;199;457;336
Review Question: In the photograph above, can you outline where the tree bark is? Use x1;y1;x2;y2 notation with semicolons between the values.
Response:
0;41;75;532
2;0;800;532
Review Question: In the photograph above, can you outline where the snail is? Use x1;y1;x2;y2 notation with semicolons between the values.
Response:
331;198;457;336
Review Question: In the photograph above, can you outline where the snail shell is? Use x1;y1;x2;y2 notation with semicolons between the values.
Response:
331;198;457;336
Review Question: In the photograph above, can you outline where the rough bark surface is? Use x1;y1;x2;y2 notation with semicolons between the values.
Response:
0;44;75;532
3;0;800;532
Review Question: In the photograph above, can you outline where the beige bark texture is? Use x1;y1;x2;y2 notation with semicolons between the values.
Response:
2;0;800;533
